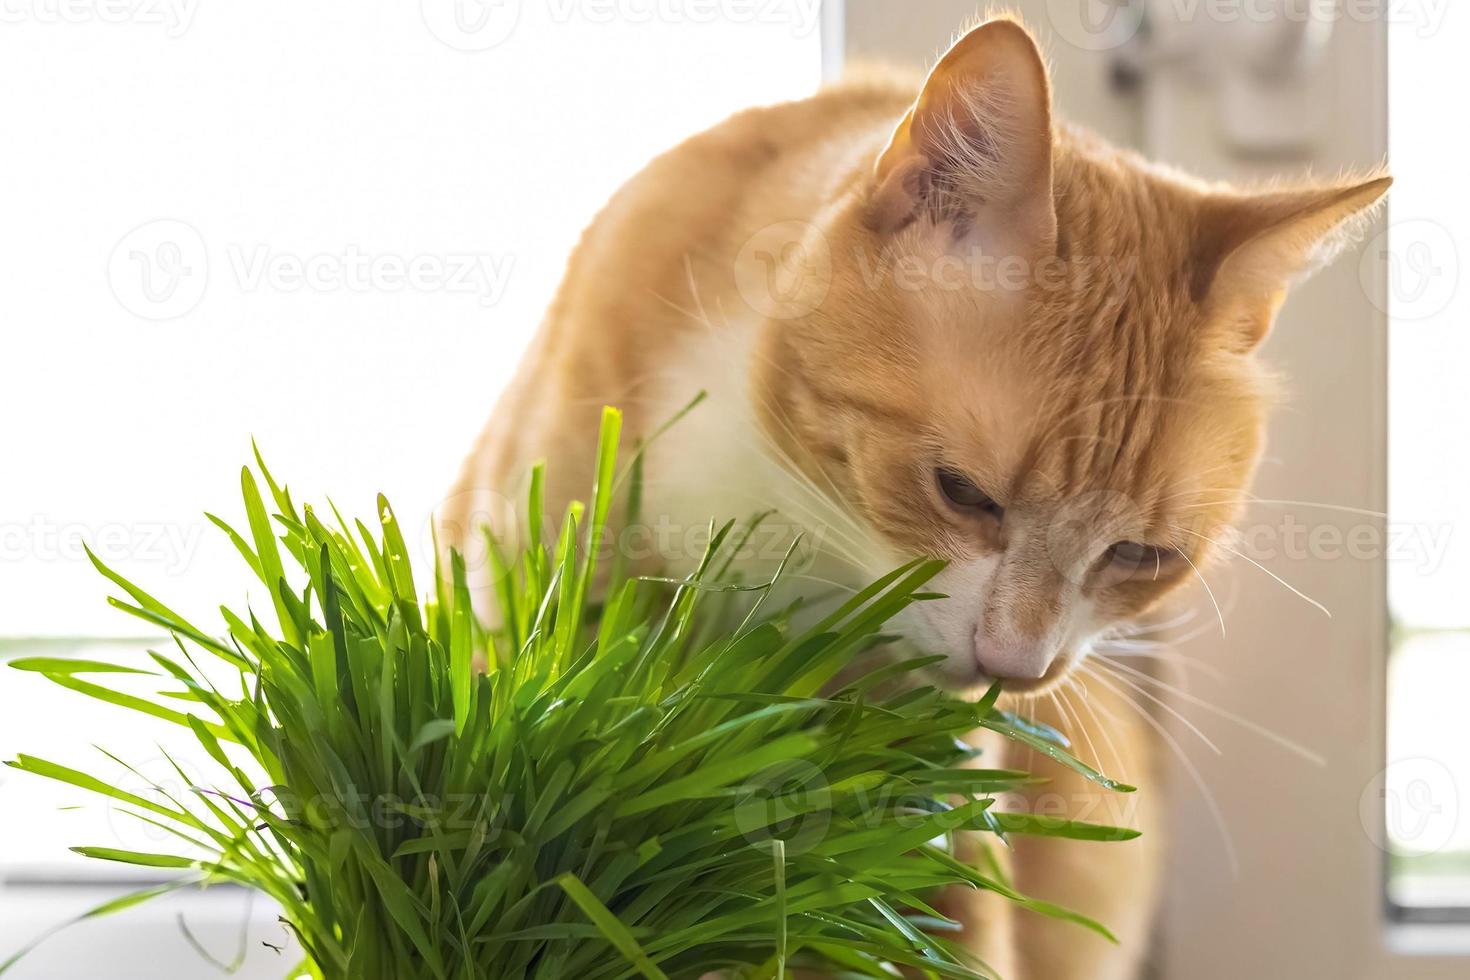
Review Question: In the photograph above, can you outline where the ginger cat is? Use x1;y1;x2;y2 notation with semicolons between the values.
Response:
441;15;1388;979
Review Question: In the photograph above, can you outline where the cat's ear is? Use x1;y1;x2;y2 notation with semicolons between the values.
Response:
1191;175;1392;343
869;17;1055;250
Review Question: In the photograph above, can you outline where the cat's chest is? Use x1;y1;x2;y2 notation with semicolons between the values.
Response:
635;325;885;596
638;327;794;576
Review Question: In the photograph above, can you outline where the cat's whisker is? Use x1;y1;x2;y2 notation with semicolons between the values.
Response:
1175;495;1388;520
627;470;875;574
1094;638;1157;654
1096;656;1327;767
753;479;875;570
1243;497;1388;519
1096;619;1211;657
649;291;707;331
618;360;880;568
1048;690;1075;747
1108;606;1201;638
1165;616;1238;650
1090;644;1224;683
748;426;875;555
1079;663;1241;878
1175;548;1227;639
668;282;879;558
738;359;877;542
1066;677;1132;779
785;572;860;595
679;253;721;333
1172;525;1331;619
1134;590;1247;649
1085;660;1221;756
1053;686;1112;776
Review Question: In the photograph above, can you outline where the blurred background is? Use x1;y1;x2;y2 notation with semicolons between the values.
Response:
0;1;1463;977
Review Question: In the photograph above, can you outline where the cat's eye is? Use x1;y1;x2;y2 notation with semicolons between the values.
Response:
1105;541;1178;580
935;468;1003;520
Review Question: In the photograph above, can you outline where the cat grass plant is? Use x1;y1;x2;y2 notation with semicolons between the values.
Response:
3;408;1135;979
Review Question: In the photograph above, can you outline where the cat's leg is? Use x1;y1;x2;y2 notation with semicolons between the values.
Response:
1004;683;1164;980
926;832;1023;980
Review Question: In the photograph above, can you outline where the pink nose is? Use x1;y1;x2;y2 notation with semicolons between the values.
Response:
974;636;1053;680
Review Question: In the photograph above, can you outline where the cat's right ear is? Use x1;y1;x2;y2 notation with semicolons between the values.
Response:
869;17;1056;251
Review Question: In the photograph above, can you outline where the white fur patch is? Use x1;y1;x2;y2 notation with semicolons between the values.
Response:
640;326;889;595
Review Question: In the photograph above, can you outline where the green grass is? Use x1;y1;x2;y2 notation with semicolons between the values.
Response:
3;406;1136;979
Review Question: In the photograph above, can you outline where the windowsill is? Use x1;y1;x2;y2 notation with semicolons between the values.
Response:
1388;922;1470;957
0;881;289;979
1;862;181;888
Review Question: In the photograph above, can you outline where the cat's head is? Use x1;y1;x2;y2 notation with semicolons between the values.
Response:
754;16;1389;693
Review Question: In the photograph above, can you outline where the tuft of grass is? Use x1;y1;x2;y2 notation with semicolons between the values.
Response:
4;407;1136;979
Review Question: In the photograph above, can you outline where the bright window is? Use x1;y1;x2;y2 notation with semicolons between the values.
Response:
1387;11;1470;919
0;3;820;973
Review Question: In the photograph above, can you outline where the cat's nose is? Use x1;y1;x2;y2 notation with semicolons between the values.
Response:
973;634;1054;680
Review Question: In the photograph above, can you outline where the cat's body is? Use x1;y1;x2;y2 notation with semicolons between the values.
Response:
442;16;1386;978
444;79;911;576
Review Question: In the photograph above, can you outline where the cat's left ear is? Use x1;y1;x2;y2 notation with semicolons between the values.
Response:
869;17;1055;251
1191;175;1392;341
